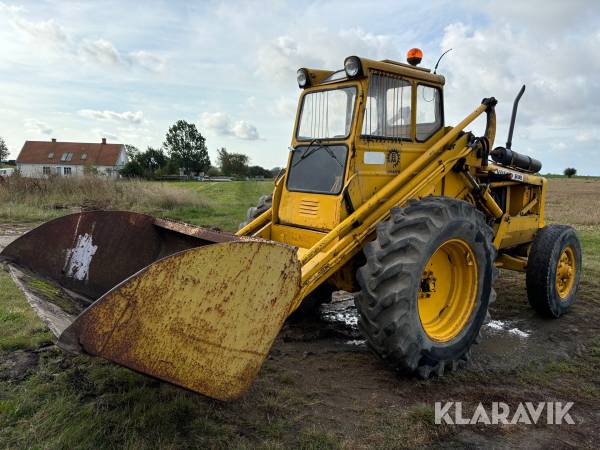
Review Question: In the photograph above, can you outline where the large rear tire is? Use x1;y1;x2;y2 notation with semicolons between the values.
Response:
526;225;581;318
238;194;272;230
356;197;497;378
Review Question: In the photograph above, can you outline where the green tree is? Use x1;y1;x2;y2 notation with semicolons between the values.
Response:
206;166;221;176
120;160;144;178
0;137;9;162
217;147;249;177
163;120;210;174
137;147;167;176
247;165;272;178
563;167;577;178
124;144;140;161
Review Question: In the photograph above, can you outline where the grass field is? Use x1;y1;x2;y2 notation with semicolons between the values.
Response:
1;177;599;449
0;175;273;231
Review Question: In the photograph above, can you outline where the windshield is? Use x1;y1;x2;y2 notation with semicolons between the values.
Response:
296;87;356;140
286;144;348;194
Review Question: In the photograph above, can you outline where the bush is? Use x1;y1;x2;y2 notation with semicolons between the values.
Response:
120;160;145;178
563;168;577;178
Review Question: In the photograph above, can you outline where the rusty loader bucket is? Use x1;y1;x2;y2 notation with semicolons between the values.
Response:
0;211;301;400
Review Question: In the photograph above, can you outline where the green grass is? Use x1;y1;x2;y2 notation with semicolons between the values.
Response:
0;269;53;351
579;230;600;279
163;180;274;231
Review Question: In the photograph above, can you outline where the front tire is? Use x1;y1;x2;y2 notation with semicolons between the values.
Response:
356;197;497;378
526;225;581;318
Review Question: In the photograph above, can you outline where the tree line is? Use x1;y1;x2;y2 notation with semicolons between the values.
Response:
120;120;279;179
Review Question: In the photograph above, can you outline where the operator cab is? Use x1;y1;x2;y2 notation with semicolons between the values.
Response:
276;50;446;243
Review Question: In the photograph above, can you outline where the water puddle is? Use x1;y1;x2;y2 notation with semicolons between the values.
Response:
318;292;362;340
484;319;531;339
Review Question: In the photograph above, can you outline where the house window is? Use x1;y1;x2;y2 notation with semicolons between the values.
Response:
61;152;74;161
105;168;113;176
63;167;72;176
81;153;87;160
43;166;51;175
48;152;54;159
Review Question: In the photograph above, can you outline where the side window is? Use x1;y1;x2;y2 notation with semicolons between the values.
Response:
361;72;412;140
386;82;411;128
416;85;442;141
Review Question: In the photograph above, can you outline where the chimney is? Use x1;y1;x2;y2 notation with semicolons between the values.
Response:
51;138;56;143
101;138;107;145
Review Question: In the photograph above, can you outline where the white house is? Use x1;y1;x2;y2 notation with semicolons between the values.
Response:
16;138;127;177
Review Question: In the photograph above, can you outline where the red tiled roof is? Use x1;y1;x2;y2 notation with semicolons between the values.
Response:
17;140;124;166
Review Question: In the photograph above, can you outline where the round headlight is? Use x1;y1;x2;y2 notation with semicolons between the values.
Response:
344;56;362;77
297;69;309;88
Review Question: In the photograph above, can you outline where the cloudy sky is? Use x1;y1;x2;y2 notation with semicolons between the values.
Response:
1;0;599;173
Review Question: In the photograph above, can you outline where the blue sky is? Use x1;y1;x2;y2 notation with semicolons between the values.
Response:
1;0;599;173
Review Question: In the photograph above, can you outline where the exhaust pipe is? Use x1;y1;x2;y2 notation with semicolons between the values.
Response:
491;85;542;173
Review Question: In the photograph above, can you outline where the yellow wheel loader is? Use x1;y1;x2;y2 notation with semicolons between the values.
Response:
1;49;581;400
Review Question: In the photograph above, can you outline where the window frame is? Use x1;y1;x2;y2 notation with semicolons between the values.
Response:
415;82;444;143
295;84;358;142
285;144;350;196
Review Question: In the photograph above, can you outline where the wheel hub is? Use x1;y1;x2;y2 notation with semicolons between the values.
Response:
418;239;478;343
556;246;576;300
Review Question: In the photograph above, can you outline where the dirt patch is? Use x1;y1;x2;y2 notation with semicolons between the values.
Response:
0;350;39;381
263;273;600;448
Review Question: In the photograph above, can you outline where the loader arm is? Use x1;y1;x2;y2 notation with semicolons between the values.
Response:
239;99;499;308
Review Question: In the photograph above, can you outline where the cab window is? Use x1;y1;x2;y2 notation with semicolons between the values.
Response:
361;72;412;140
416;84;443;141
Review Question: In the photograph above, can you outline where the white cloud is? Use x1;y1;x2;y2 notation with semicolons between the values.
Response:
256;28;397;85
575;131;598;143
79;39;122;66
78;109;144;124
439;18;600;146
24;119;53;135
200;112;260;140
232;120;260;140
78;40;166;72
0;2;23;14
12;17;68;46
128;50;166;73
3;6;165;72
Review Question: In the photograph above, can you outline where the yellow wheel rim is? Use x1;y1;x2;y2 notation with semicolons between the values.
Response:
418;239;478;343
556;246;576;300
